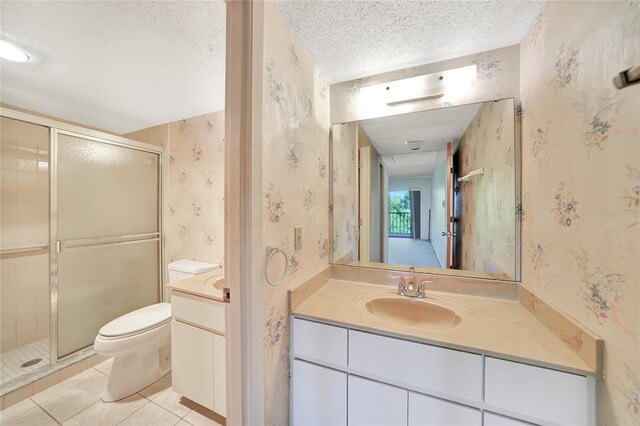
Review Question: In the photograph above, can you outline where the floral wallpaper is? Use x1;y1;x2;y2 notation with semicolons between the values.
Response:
331;122;358;262
166;111;225;270
330;44;519;124
520;1;639;424
456;99;516;278
261;2;331;424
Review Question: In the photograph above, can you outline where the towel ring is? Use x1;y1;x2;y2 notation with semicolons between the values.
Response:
265;246;289;286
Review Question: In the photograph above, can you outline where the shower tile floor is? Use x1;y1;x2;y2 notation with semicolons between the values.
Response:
0;358;225;426
0;340;49;386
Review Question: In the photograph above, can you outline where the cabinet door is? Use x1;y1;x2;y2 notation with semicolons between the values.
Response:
292;359;347;426
483;412;532;426
408;392;481;426
213;334;226;416
171;320;214;410
485;357;592;425
348;375;407;426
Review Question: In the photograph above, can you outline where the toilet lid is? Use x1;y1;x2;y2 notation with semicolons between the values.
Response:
99;303;171;338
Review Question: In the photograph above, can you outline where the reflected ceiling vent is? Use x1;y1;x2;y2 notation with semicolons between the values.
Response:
392;151;438;166
403;140;422;151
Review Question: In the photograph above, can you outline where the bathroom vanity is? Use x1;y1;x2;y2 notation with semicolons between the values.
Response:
167;270;227;417
290;277;598;426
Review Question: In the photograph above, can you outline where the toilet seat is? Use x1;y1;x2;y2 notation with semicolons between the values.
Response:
99;302;171;340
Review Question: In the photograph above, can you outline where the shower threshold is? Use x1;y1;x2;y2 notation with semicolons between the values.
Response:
0;344;95;397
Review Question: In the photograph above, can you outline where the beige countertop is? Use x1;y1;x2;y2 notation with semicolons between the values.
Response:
292;279;595;376
167;269;225;302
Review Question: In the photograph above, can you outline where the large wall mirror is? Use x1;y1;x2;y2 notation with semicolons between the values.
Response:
331;98;520;281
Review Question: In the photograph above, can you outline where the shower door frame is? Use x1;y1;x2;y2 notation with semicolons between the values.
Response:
0;107;165;368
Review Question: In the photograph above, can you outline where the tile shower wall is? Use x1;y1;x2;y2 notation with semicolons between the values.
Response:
520;2;639;424
456;100;516;278
260;2;331;423
0;118;50;352
166;111;225;268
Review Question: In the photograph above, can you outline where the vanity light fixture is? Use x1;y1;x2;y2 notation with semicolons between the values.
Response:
360;64;477;106
0;41;31;62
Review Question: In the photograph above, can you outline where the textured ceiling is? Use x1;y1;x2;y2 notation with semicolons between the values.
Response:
275;0;544;83
358;103;481;178
0;1;225;134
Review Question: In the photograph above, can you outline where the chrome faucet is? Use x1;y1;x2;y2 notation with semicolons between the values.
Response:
396;276;428;298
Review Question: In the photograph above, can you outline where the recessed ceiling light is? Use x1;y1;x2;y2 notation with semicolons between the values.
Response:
0;41;31;63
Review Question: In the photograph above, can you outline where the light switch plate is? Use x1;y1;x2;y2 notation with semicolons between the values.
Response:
294;226;303;250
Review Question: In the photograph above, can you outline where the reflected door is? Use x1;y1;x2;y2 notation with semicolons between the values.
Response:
445;142;453;269
52;131;161;358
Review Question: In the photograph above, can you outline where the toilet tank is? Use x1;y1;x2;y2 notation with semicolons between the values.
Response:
168;260;220;283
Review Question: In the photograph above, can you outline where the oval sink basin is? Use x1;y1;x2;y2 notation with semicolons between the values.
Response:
212;278;225;291
204;276;225;291
365;297;461;329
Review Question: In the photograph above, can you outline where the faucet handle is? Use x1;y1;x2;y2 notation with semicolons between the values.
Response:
393;276;407;295
416;280;431;298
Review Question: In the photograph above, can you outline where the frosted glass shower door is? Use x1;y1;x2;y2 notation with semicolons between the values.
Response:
53;131;161;359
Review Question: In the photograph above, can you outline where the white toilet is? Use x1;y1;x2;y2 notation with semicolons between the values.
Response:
94;259;220;402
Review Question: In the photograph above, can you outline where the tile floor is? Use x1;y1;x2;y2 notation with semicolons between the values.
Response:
0;358;225;426
0;339;49;385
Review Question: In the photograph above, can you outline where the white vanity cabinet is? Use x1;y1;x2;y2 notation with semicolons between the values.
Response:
290;317;595;426
171;290;226;416
409;392;481;426
349;375;408;426
292;359;347;426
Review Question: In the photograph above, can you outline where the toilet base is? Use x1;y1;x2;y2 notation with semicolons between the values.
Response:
103;340;171;402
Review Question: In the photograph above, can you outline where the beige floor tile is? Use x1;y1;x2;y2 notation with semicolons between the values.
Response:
0;398;36;423
63;393;147;426
32;367;100;404
151;388;195;418
182;405;225;426
138;374;171;400
174;421;191;426
94;358;114;376
118;401;180;426
40;372;108;423
1;406;57;426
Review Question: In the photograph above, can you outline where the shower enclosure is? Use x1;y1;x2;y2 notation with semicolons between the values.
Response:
0;108;163;394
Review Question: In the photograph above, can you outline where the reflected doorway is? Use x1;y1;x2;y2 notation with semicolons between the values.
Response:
387;190;440;268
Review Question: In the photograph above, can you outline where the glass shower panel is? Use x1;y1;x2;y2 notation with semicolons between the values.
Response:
0;117;50;387
57;134;159;240
56;241;159;358
55;132;160;358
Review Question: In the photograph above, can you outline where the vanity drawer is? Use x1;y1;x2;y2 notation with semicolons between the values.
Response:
171;290;225;334
292;317;348;368
348;330;483;404
484;357;592;425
